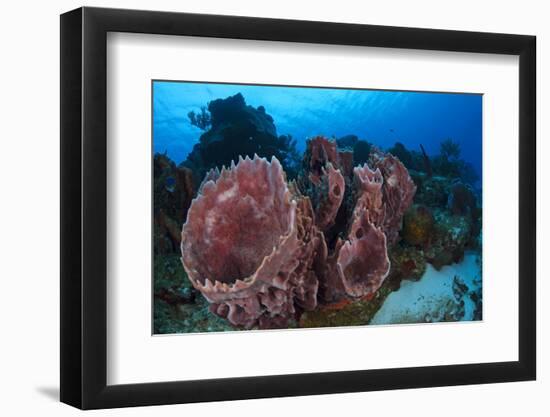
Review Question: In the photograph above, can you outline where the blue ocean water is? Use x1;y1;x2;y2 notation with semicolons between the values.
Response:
153;81;482;181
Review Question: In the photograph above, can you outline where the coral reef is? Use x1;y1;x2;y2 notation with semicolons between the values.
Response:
181;136;416;329
153;96;482;333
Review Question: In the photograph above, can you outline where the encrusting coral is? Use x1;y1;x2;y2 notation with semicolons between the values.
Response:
180;137;416;329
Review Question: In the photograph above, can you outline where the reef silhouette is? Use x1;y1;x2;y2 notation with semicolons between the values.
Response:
183;93;301;184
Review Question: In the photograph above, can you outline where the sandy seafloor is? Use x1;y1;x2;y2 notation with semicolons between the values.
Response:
371;252;482;325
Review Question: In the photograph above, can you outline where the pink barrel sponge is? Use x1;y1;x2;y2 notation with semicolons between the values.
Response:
335;209;390;298
181;138;417;329
314;163;345;231
181;155;324;328
319;166;390;302
369;147;417;244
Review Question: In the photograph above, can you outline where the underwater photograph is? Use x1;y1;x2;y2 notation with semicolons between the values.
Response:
152;80;482;334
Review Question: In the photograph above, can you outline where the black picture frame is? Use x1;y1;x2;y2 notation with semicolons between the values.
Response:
60;6;536;410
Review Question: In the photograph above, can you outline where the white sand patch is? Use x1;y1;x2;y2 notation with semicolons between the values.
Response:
371;251;482;325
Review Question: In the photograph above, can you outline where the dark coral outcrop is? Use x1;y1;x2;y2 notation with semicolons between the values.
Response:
337;134;372;166
182;93;300;184
154;153;195;253
402;204;435;247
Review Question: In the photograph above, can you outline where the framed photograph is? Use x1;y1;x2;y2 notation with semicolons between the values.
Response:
60;6;536;409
